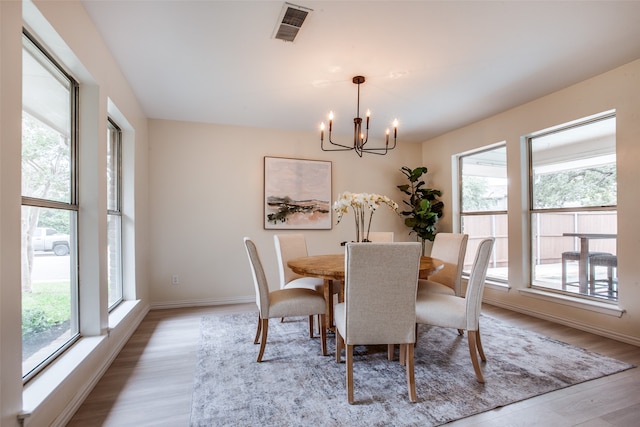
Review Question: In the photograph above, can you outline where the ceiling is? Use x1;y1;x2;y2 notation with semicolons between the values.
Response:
81;1;640;144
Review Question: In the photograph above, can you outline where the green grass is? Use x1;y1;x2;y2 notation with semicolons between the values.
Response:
22;281;70;336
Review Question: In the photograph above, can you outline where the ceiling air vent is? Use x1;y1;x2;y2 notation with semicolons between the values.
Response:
273;3;312;43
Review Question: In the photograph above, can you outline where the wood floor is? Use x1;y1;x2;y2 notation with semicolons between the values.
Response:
67;303;640;427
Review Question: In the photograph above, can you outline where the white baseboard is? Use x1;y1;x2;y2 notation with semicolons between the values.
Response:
150;295;255;310
484;298;640;347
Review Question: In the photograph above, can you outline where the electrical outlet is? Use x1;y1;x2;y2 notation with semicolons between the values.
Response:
172;275;179;285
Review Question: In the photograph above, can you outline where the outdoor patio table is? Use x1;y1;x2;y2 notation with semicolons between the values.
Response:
563;233;617;293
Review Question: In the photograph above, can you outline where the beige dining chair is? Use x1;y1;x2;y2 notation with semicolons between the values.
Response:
243;237;327;362
274;234;325;292
274;234;338;328
415;238;494;383
366;231;394;242
334;242;422;404
417;232;468;297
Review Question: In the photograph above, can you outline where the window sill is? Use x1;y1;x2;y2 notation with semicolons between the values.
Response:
109;299;142;329
518;288;625;317
22;299;143;422
22;335;106;417
485;280;510;292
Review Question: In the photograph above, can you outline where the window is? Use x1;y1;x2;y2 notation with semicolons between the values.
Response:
458;145;508;282
21;31;79;380
528;113;617;301
107;118;123;309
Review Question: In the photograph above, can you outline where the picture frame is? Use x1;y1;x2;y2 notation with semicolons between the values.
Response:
264;157;332;229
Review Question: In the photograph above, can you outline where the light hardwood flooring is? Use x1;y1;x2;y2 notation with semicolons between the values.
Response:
67;303;640;427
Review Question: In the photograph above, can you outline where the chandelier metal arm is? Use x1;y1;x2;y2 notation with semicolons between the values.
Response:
321;138;354;151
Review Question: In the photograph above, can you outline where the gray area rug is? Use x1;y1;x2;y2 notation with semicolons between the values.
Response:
190;312;634;426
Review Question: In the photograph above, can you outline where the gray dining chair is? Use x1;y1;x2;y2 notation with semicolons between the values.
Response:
415;238;494;383
334;242;422;404
561;250;610;289
589;253;618;296
243;237;327;362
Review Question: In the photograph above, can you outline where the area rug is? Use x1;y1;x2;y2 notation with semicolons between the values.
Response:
190;312;634;426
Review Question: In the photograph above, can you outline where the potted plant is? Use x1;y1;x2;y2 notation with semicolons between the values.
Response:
397;166;444;254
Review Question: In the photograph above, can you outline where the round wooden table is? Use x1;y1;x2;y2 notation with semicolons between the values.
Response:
288;254;443;331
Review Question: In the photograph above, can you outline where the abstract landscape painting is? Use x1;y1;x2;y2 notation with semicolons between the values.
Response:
264;157;332;229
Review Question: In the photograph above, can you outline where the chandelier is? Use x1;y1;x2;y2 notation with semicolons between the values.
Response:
320;76;398;157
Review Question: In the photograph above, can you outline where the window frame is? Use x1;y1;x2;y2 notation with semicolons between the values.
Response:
527;111;617;301
457;143;508;283
21;29;80;382
107;117;124;310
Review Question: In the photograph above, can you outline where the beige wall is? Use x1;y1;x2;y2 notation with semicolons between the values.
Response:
421;58;640;345
148;120;424;306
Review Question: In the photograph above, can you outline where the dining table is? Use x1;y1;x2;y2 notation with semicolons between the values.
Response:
287;253;444;331
563;233;617;293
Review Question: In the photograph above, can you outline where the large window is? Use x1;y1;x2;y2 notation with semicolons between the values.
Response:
21;32;79;380
107;119;123;309
529;113;617;301
459;145;508;282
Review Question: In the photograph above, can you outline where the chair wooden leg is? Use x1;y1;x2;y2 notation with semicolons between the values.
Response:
319;314;327;356
468;330;485;383
253;313;262;344
308;315;314;338
399;344;406;366
256;319;269;362
323;279;335;332
475;326;486;361
405;344;417;402
336;332;343;363
346;344;354;404
387;344;395;361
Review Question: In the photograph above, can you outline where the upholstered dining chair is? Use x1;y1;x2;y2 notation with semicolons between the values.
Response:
366;231;394;242
274;234;338;328
274;234;325;292
415;238;494;383
334;242;422;404
417;232;468;297
243;237;327;362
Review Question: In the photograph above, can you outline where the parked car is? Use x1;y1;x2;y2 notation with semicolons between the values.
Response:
32;227;70;256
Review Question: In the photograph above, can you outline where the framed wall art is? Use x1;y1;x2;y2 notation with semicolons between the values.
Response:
264;157;332;229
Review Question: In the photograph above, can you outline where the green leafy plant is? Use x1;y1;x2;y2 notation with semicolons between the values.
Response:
397;166;444;253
